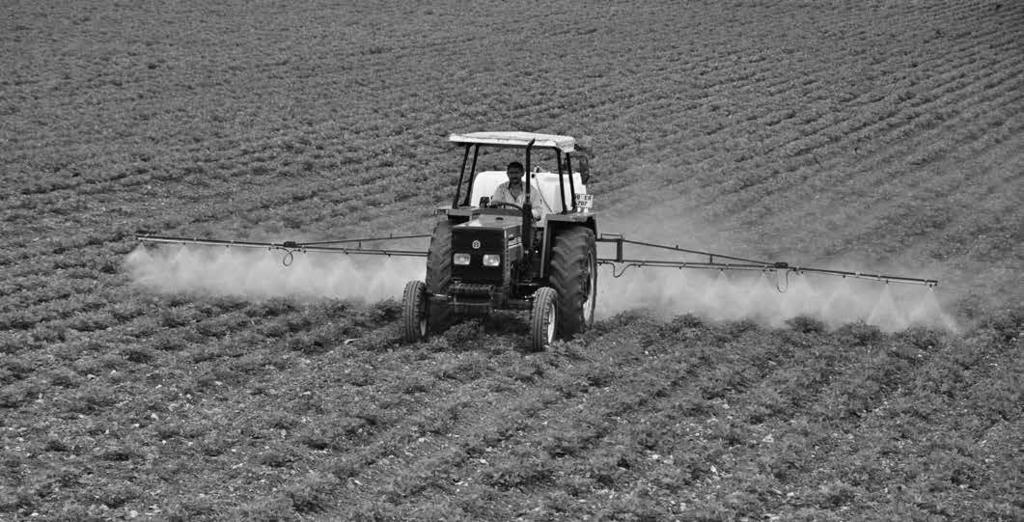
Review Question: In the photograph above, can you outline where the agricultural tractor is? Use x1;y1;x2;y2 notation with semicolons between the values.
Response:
137;131;939;351
402;132;598;350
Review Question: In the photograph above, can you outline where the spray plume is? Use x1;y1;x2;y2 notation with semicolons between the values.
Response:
595;267;957;332
125;245;424;302
596;207;957;332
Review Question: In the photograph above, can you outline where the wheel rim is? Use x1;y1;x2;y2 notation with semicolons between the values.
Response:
544;299;556;343
418;292;427;337
582;251;596;324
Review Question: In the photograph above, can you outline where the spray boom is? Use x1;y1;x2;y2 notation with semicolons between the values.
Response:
594;234;937;287
136;233;430;266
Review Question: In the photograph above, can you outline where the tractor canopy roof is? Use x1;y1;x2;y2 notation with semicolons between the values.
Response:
449;131;575;153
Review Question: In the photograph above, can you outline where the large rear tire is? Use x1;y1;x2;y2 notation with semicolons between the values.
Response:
548;226;597;340
530;287;557;352
425;219;453;333
401;280;428;343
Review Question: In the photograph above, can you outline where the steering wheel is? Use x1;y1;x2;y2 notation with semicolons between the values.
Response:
488;201;524;212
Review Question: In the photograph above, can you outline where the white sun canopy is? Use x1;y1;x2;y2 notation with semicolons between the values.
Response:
449;131;575;153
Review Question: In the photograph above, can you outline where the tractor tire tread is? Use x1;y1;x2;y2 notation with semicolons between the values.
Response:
426;219;453;333
401;280;427;343
530;287;557;352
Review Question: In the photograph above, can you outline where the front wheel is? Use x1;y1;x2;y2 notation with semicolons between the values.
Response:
530;287;557;352
401;280;428;343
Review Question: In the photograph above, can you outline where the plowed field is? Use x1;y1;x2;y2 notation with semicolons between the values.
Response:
2;1;1022;520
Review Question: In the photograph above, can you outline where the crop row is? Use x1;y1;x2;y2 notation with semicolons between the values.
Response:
7;310;1006;520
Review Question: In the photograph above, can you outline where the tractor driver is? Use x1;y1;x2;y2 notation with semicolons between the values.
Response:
490;161;552;220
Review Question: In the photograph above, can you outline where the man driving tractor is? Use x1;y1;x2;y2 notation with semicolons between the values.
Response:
490;161;553;220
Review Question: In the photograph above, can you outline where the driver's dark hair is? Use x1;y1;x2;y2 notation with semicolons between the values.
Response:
507;161;524;172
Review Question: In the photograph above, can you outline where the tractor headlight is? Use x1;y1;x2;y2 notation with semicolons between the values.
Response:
453;253;471;266
482;254;501;267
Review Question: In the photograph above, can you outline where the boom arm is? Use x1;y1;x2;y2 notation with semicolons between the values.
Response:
136;233;429;266
596;234;938;287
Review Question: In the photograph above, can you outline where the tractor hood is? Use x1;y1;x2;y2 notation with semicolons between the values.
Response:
452;213;522;251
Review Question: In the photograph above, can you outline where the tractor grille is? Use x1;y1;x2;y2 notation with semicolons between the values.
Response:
451;229;506;284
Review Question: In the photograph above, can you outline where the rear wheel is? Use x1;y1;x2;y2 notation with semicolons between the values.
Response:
548;226;597;339
425;219;453;333
530;287;557;351
401;280;427;343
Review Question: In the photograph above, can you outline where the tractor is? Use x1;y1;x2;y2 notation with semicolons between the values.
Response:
401;132;597;351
